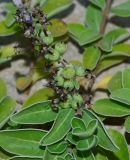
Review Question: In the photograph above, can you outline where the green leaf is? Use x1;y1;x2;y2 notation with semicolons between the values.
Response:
83;109;118;152
42;0;73;18
72;120;98;139
16;76;32;92
0;129;46;157
107;71;123;92
96;56;126;74
41;108;75;146
122;69;130;88
0;149;12;160
66;132;79;145
11;101;57;124
68;23;101;46
5;14;16;28
108;129;129;160
0;21;21;37
48;19;68;38
110;88;130;105
0;96;16;129
47;141;67;154
22;88;55;108
71;117;86;130
83;47;101;70
89;0;105;9
85;5;102;32
95;151;108;160
93;98;130;117
100;29;130;52
0;79;7;100
76;135;98;151
111;1;130;17
9;157;42;160
75;151;95;160
0;45;15;59
124;116;130;133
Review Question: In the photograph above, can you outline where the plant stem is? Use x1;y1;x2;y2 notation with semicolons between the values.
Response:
86;0;113;106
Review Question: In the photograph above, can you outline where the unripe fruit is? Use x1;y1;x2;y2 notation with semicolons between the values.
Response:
55;42;67;54
75;66;86;77
43;36;54;45
73;94;84;106
62;67;76;79
64;80;74;90
45;51;60;61
54;76;64;86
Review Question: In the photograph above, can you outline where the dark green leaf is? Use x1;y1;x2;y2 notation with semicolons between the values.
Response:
111;1;130;17
9;157;42;160
11;101;57;124
83;47;101;70
66;132;79;145
41;108;75;146
93;98;130;117
89;0;105;9
0;129;46;157
71;117;86;130
68;23;101;46
47;141;67;154
75;151;95;160
42;0;73;18
83;109;118;152
0;96;16;129
76;135;98;151
110;88;130;105
124;116;130;133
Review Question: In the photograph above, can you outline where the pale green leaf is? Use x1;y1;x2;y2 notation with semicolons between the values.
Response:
110;88;130;105
48;19;68;38
111;1;130;17
122;69;130;88
85;5;102;32
0;129;46;157
107;71;123;92
0;79;7;100
40;108;75;146
83;46;101;70
100;29;130;52
42;0;73;18
68;23;101;46
11;101;57;124
0;96;16;129
22;88;55;108
93;98;130;117
0;21;21;37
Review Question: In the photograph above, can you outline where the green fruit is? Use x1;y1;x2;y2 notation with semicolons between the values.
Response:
54;76;64;86
62;67;76;79
64;80;74;90
55;42;67;54
73;94;84;106
45;51;60;61
75;66;86;77
43;36;54;45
